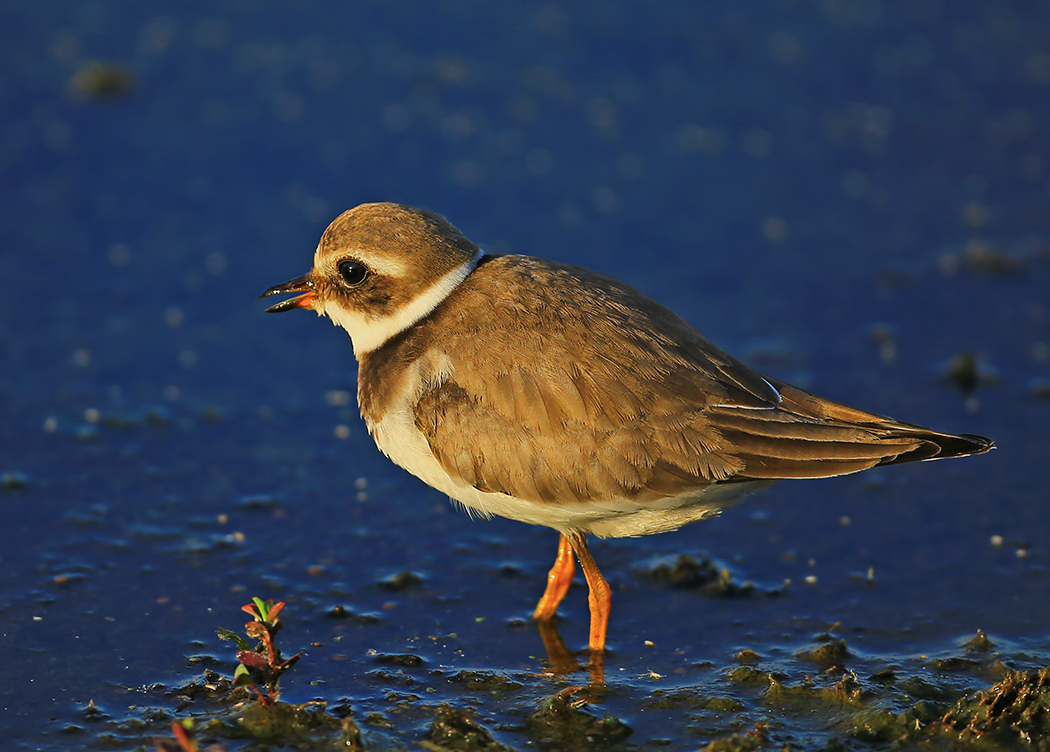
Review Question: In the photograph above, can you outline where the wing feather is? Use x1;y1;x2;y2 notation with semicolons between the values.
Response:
388;256;992;506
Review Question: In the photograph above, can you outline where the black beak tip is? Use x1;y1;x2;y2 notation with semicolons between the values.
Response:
259;273;314;310
263;297;305;314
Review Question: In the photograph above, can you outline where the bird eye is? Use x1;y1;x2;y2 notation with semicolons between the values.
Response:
337;259;369;287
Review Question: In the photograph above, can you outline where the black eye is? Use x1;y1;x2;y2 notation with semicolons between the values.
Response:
337;259;369;287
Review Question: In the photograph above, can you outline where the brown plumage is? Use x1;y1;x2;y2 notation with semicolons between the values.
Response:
357;253;990;505
262;202;994;658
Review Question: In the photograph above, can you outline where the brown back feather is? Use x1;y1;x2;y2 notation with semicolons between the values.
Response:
358;255;992;505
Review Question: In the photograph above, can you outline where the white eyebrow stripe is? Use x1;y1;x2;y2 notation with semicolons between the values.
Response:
313;242;411;278
351;248;410;277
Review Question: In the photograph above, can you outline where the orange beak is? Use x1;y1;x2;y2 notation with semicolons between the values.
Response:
260;273;317;313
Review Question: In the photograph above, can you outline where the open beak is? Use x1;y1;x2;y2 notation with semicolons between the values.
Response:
260;273;317;313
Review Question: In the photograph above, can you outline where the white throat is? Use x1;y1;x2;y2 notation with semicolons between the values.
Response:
324;249;483;356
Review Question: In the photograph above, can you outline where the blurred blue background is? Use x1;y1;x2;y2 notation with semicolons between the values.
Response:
2;2;1048;748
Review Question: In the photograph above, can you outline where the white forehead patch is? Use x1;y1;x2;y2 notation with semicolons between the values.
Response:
323;249;483;355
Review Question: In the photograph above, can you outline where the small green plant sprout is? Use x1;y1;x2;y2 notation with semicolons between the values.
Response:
216;597;303;705
154;718;224;752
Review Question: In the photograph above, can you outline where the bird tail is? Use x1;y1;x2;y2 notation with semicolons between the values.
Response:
711;376;994;481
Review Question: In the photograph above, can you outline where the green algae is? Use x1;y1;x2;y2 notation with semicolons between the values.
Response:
643;553;756;596
696;725;769;752
796;636;851;669
424;704;512;751
55;598;1050;750
64;652;1050;751
203;700;358;748
525;688;633;749
449;669;525;694
938;666;1050;746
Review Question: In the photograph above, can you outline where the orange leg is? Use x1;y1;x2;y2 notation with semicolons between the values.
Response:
532;534;575;622
567;533;611;654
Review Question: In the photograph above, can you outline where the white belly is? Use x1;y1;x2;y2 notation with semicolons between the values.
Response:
366;401;774;539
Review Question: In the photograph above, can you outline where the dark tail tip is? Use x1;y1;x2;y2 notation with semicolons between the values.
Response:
941;433;995;458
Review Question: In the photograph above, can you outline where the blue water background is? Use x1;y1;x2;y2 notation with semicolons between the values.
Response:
1;2;1048;747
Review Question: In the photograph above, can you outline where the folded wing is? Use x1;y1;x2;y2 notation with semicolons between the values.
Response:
409;256;993;504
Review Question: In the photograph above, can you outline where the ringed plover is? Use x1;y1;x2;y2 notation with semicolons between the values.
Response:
262;202;994;655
